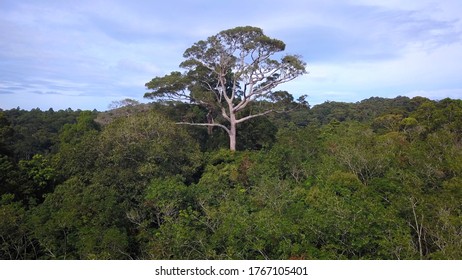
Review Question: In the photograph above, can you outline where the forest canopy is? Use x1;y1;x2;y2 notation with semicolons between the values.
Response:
1;95;461;259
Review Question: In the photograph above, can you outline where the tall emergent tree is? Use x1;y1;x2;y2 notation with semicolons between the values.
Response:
145;26;307;151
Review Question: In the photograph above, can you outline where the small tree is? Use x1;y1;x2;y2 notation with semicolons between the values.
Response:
145;26;307;151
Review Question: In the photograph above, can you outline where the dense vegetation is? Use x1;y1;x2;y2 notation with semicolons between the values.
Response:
1;96;461;259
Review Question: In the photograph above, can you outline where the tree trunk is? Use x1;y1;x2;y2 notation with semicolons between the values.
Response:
229;114;237;151
410;196;424;259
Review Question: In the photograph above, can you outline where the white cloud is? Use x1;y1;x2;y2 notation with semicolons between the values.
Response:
1;0;461;110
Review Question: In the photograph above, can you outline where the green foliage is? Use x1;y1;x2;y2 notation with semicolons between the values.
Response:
0;194;36;259
96;110;201;183
303;181;416;259
0;155;17;196
1;96;461;260
53;111;100;180
19;155;56;188
18;154;56;205
59;111;99;145
144;176;191;227
30;177;129;259
2;108;81;160
0;112;14;156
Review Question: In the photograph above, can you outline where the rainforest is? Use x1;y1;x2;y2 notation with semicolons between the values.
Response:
1;96;461;260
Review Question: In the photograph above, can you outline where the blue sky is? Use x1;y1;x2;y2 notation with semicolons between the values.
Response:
1;0;461;111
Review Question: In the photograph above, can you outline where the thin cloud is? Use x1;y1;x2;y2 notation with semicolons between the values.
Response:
403;88;462;101
0;0;461;110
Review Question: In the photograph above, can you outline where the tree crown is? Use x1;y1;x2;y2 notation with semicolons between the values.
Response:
145;26;306;105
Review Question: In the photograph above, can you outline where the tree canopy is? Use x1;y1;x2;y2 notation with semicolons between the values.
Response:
145;26;307;150
1;88;461;260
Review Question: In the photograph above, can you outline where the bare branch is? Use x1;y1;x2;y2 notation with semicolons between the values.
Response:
235;109;275;124
221;107;230;121
176;122;230;134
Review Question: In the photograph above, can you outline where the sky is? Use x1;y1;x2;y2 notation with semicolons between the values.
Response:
1;0;462;111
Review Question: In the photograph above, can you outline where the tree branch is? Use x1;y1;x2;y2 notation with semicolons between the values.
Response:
176;122;230;134
221;107;230;121
235;109;275;124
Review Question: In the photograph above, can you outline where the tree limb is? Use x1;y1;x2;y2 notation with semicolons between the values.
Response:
176;122;230;134
235;109;275;124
